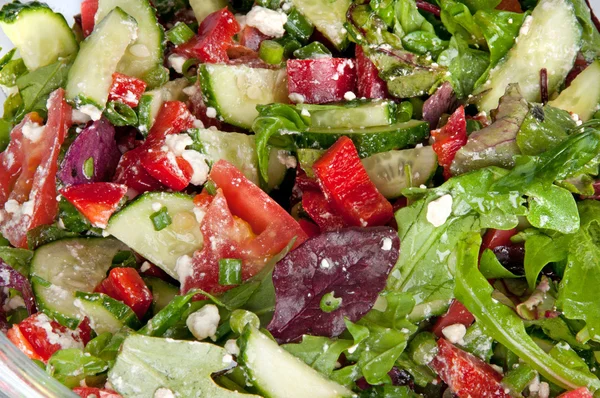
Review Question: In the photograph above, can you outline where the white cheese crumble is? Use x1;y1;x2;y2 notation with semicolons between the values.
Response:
175;254;194;282
72;109;92;125
4;199;20;214
300;108;311;117
288;93;305;103
2;295;25;312
381;237;392;251
277;150;297;169
181;150;209;185
140;261;152;273
164;134;193;157
21;200;34;217
441;323;467;345
153;387;175;398
344;91;357;101
205;107;217;119
186;304;220;341
34;313;83;350
246;6;288;38
22;121;45;143
79;104;103;121
320;258;332;269
0;84;18;97
168;54;187;74
193;206;206;224
426;194;453;227
225;339;240;356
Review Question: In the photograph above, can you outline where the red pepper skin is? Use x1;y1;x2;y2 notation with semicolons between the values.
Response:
302;190;348;232
97;268;153;320
239;26;271;52
355;46;388;99
557;388;594;398
174;8;240;63
430;338;511;398
313;136;393;227
431;105;467;180
481;228;518;251
108;73;147;108
287;58;357;104
80;0;98;37
431;300;475;337
72;387;122;398
60;183;127;228
113;146;165;196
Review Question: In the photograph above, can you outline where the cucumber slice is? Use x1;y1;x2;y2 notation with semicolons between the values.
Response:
362;146;438;198
106;192;204;280
199;64;288;129
299;100;397;129
138;78;191;135
143;276;179;314
239;326;354;398
30;237;128;328
66;7;138;112
0;2;78;71
549;60;600;122
74;292;141;334
95;0;165;81
190;0;228;23
296;119;429;157
290;0;351;51
476;0;581;112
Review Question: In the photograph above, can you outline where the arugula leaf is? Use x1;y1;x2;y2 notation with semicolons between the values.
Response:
529;317;590;351
283;336;353;376
0;57;26;87
47;348;108;388
480;248;520;279
440;0;485;46
458;0;501;12
394;0;435;37
526;184;580;234
516;104;577;156
454;232;600;391
570;0;600;61
438;36;489;98
522;229;570;289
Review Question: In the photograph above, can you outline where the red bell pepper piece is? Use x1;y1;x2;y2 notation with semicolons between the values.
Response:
113;146;165;196
97;268;153;319
355;46;387;99
239;26;272;52
174;8;240;63
60;182;127;229
558;388;594;398
431;105;467;180
298;218;321;238
430;338;511;398
108;73;147;108
432;300;475;337
313;136;393;227
302;190;347;232
287;58;357;104
80;0;98;37
73;387;122;398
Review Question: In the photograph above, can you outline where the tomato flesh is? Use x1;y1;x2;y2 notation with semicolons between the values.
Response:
287;58;357;104
72;387;122;398
108;73;147;108
481;228;518;251
432;300;475;337
60;182;127;228
7;324;43;362
239;26;271;52
431;105;467;180
558;388;594;398
113;146;165;196
96;268;153;319
80;0;98;37
355;46;388;99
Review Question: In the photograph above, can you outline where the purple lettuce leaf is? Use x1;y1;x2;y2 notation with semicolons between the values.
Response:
59;118;121;186
0;259;36;332
268;227;400;343
422;81;459;129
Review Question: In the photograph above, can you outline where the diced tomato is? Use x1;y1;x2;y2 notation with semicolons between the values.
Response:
431;105;467;180
80;0;98;37
302;190;348;231
174;8;240;63
313;137;393;227
432;300;475;337
108;73;147;108
287;58;357;104
15;313;86;362
7;324;43;362
355;46;388;99
182;160;308;295
481;228;518;251
239;26;271;52
72;387;122;398
495;0;522;12
298;218;320;238
96;268;153;319
558;388;594;398
60;183;127;228
0;89;71;248
113;146;165;196
76;317;93;345
430;338;510;398
140;101;196;191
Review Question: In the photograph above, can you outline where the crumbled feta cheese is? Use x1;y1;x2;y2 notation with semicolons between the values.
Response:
175;254;194;282
277;150;297;169
347;344;359;354
186;304;220;341
381;237;392;251
222;354;233;364
0;84;18;97
441;323;467;345
79;104;102;121
168;54;187;74
182;85;199;97
246;6;288;38
21;200;34;216
164;134;193;157
151;202;163;212
72;109;92;124
193;206;206;224
235;14;247;29
344;91;357;101
320;258;332;269
140;261;151;273
153;387;175;398
426;194;453;227
288;93;305;103
181;150;209;185
22;121;45;143
206;107;217;119
34;313;83;350
3;295;25;312
300;108;311;117
225;339;240;356
4;199;20;214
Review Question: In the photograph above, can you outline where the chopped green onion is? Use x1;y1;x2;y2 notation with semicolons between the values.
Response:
166;22;195;46
218;258;242;286
229;309;260;334
320;291;342;313
409;97;424;119
407;332;438;365
82;157;94;179
104;101;138;127
501;364;537;395
204;180;217;195
142;65;170;90
150;207;172;231
293;42;332;60
181;58;200;82
397;101;413;123
274;35;302;58
284;8;314;43
259;40;285;65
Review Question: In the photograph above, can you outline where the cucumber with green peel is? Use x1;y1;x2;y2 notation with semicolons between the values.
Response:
74;292;141;334
30;237;129;328
143;276;179;315
106;192;204;280
0;1;78;71
238;326;354;398
298;100;397;129
95;0;165;81
549;60;600;122
199;64;289;129
475;0;581;112
295;119;429;158
290;0;351;51
190;0;228;23
138;78;191;135
66;7;138;113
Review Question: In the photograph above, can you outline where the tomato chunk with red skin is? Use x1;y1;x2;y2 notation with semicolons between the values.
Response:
302;190;348;232
239;26;271;52
80;0;98;37
7;324;43;362
60;183;127;228
0;89;71;248
430;338;511;398
174;8;240;63
558;388;594;398
97;268;152;319
313;137;393;227
355;46;388;99
108;73;147;108
73;387;122;398
287;58;357;104
298;218;320;238
431;105;467;180
113;146;164;196
432;300;475;337
481;228;518;251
